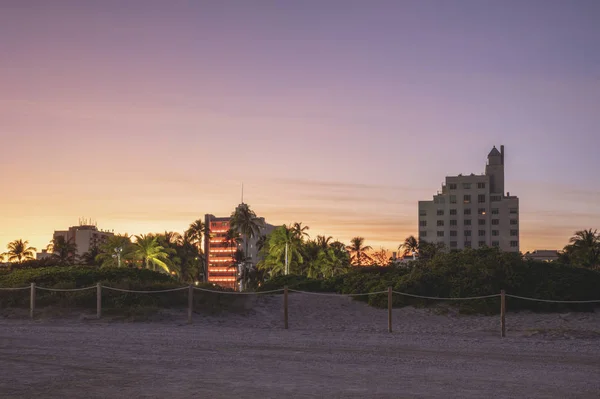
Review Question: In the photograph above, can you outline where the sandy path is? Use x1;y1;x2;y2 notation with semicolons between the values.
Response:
1;293;599;398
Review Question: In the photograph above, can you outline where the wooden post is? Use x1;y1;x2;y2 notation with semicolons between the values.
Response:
187;285;193;324
96;283;102;319
500;289;506;338
388;286;393;333
30;283;36;319
284;286;289;330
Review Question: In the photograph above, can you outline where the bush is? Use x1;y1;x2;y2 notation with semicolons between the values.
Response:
257;274;335;293
0;266;246;314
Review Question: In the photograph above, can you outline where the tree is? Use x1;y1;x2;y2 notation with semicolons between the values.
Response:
184;219;204;251
346;237;372;266
230;203;263;258
318;247;350;278
371;247;391;267
399;235;419;257
162;231;183;246
418;240;446;260
291;222;310;240
132;234;173;274
49;236;78;266
3;239;37;267
562;229;600;268
316;235;333;249
95;235;134;268
81;246;101;267
258;225;304;276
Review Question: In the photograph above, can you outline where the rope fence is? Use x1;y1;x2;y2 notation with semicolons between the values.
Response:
1;283;599;337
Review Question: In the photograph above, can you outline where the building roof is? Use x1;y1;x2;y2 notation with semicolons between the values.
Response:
488;146;501;157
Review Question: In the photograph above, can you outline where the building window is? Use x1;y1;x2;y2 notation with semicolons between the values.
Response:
437;220;444;226
463;183;471;189
478;194;486;203
492;219;499;225
509;208;518;214
463;195;471;204
450;230;457;237
510;219;518;225
437;231;444;237
464;208;471;215
420;231;427;237
450;241;457;248
478;208;486;215
450;219;457;226
464;230;472;237
464;241;472;248
478;241;486;247
491;208;499;215
449;183;457;190
477;182;486;189
464;219;472;226
478;219;486;226
492;230;499;236
437;209;444;216
510;241;519;247
510;230;518;236
419;221;427;227
450;209;457;216
491;195;501;202
478;230;486;236
449;195;457;204
419;210;427;216
492;241;499;247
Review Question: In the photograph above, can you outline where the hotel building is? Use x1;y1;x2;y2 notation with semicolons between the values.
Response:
50;221;114;257
204;211;276;289
418;146;519;252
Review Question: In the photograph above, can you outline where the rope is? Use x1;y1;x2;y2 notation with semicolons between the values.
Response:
506;294;600;304
36;286;96;292
393;291;501;301
288;289;388;297
101;286;188;293
194;287;284;295
0;286;31;291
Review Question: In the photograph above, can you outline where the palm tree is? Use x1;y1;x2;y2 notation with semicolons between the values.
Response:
230;203;263;257
258;225;303;276
400;235;419;257
316;235;333;249
292;222;310;240
318;247;350;278
3;240;37;266
132;234;172;274
50;236;78;266
564;229;600;268
256;235;268;252
346;236;372;266
163;231;183;246
184;219;204;251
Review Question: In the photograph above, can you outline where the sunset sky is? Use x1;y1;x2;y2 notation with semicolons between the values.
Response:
1;1;599;254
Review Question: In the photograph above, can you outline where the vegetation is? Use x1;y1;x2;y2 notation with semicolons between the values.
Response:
2;240;37;268
346;236;372;266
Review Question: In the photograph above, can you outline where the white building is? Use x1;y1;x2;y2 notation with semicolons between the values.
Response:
52;222;114;256
418;146;519;252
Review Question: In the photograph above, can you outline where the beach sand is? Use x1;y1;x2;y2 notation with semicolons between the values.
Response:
1;293;599;398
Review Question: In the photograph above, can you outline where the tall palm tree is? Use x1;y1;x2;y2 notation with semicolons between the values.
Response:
400;235;419;257
223;228;242;256
230;203;263;263
258;225;303;275
163;231;183;246
564;229;600;267
50;236;78;266
95;234;134;268
346;236;372;266
292;222;310;240
132;234;172;274
184;219;204;252
3;239;37;265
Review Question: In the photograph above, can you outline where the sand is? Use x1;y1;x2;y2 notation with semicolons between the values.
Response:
1;292;599;398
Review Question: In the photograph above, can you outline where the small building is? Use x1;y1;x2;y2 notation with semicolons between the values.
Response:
525;250;560;262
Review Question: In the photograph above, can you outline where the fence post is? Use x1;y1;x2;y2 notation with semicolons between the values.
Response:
500;289;506;338
30;282;36;319
96;283;102;319
188;285;193;324
284;286;289;330
388;286;393;333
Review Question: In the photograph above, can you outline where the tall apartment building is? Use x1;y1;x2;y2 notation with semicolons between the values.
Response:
418;146;519;252
204;209;276;289
52;222;114;256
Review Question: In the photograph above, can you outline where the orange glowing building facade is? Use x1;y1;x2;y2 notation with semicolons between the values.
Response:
204;215;237;289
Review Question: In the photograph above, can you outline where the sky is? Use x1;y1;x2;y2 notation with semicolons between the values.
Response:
1;0;599;254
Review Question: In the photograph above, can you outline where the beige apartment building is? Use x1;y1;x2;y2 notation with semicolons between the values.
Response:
418;146;519;252
52;222;114;256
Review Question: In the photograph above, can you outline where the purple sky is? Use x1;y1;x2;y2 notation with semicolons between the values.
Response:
1;0;599;252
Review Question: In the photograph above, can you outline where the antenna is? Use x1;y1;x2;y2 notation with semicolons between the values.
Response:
241;183;244;204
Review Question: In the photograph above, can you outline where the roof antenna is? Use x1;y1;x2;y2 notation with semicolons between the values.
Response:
241;183;244;204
